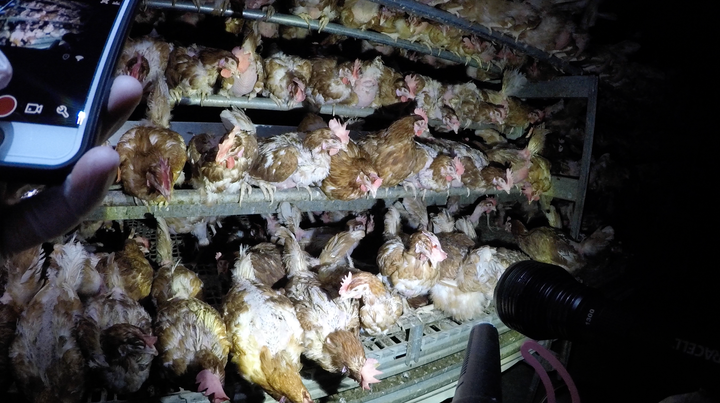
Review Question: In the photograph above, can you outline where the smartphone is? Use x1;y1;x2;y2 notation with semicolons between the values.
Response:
0;0;139;183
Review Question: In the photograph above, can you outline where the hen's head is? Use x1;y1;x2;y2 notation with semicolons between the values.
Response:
124;53;150;83
147;157;173;201
442;114;461;134
339;272;367;299
357;171;383;198
306;127;348;156
101;324;157;365
325;331;382;390
432;155;463;186
412;108;429;136
411;231;447;267
218;56;239;79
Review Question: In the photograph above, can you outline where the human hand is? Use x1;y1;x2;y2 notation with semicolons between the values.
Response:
0;75;143;256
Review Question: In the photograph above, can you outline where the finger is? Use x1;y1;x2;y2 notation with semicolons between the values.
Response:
0;146;119;255
0;49;12;90
97;75;143;143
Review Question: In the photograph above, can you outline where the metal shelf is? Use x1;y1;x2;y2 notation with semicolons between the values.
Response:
87;175;579;221
175;94;376;118
141;75;596;140
145;0;499;73
365;0;584;75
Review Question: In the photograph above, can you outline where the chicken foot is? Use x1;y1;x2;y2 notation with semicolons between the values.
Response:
297;13;314;29
252;180;276;204
318;15;332;32
296;184;313;201
239;182;253;206
402;182;418;198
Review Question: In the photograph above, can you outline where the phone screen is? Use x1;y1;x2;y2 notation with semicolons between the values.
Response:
0;0;127;128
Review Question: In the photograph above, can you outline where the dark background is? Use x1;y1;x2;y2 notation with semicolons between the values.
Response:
497;1;719;402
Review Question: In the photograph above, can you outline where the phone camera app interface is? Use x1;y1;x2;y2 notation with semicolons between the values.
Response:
0;0;121;128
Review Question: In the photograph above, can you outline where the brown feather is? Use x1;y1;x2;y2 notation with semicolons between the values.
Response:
116;126;187;203
358;115;425;187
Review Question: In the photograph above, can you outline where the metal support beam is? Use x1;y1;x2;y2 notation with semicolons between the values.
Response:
88;176;577;221
570;76;598;239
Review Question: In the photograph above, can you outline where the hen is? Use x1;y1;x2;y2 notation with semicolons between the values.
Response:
357;109;430;189
116;125;187;205
187;107;258;206
116;35;173;127
338;271;403;336
111;235;155;302
428;209;476;282
165;216;220;247
321;119;383;201
305;57;355;107
221;23;265;99
152;218;230;403
0;246;45;393
150;217;205;305
484;125;549;196
223;244;312;403
280;227;382;390
154;297;230;403
521;126;553;202
314;219;370;277
439;0;540;39
165;44;239;103
509;219;585;273
340;0;380;30
263;51;313;108
219;241;286;289
9;240;102;403
415;136;496;192
402;142;464;197
377;206;447;305
78;254;157;395
432;245;529;321
247;124;349;203
348;58;385;108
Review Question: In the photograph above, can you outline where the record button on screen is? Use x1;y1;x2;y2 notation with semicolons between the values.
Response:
0;95;17;118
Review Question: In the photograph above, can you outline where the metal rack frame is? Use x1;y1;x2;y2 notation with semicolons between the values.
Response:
97;74;597;238
80;7;599;402
145;0;499;73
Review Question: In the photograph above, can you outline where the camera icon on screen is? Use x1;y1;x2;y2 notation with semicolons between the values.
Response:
24;103;44;114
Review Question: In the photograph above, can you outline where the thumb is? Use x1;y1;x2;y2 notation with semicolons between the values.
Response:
0;146;118;255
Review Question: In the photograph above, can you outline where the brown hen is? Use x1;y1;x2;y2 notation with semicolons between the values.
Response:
111;236;155;302
187;107;258;205
10;241;102;403
78;254;157;395
280;227;382;391
152;218;230;403
116;35;173;127
116;125;187;204
321;120;383;201
358;110;430;189
223;244;312;403
0;246;45;393
247;124;349;203
377;206;447;305
263;51;313;108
